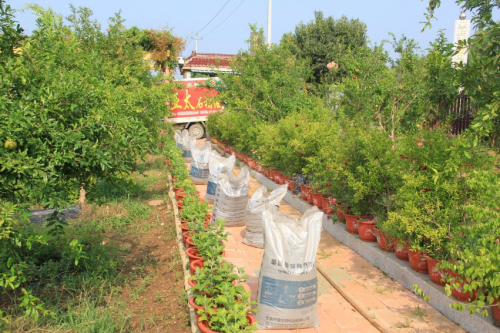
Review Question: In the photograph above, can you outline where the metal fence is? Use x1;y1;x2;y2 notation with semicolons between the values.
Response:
429;95;474;135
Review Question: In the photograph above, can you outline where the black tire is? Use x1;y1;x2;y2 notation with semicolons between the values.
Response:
189;123;205;139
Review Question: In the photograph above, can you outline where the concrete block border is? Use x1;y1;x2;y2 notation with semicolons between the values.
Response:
212;143;499;333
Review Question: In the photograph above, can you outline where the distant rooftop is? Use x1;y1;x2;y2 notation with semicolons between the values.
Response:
181;51;236;78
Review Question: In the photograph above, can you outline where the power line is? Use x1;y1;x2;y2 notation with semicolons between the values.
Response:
201;0;245;38
196;0;231;34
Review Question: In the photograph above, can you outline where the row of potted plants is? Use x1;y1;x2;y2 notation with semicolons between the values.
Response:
165;138;258;332
207;111;500;324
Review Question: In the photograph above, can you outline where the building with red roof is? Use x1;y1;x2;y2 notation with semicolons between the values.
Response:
180;51;236;78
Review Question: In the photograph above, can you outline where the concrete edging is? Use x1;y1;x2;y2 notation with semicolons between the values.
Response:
211;143;499;333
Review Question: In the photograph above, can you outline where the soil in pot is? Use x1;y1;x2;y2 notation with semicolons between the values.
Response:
426;256;446;286
375;227;394;252
394;238;409;261
357;219;377;242
408;250;428;273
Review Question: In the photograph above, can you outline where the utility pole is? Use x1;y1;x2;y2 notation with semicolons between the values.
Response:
267;0;272;46
193;33;202;53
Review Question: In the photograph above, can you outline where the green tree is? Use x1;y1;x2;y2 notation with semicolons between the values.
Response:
282;11;368;90
0;4;174;207
424;0;500;148
218;25;318;123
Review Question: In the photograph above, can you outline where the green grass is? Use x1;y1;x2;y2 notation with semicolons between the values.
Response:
1;155;176;332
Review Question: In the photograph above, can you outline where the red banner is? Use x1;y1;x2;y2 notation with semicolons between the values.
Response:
170;79;223;118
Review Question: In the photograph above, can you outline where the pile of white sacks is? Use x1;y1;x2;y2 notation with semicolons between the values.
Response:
175;133;323;330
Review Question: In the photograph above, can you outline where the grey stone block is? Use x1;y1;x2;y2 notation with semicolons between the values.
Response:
29;205;82;224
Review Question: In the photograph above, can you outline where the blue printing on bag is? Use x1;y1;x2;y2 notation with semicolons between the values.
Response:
206;181;217;195
190;166;208;178
260;276;317;310
182;149;192;158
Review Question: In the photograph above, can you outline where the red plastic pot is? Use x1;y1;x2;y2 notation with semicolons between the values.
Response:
180;223;191;233
190;259;203;275
408;250;428;273
186;236;195;249
182;231;190;245
357;219;377;242
374;227;394;252
447;270;478;302
189;296;205;319
426;256;446;286
321;196;333;213
311;193;324;210
394;238;409;261
186;247;203;263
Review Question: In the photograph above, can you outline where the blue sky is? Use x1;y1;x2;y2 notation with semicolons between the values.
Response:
14;0;495;59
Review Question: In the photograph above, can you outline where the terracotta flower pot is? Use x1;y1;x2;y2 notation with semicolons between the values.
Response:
357;219;377;242
247;159;256;169
299;184;310;201
345;214;370;234
394;238;409;261
335;203;346;222
307;190;314;204
492;298;500;328
320;195;329;211
408;250;428;273
197;314;256;333
447;270;478;302
311;193;324;210
426;256;446;286
374;227;394;252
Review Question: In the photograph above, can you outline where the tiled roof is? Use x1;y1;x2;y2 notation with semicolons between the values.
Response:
183;51;236;70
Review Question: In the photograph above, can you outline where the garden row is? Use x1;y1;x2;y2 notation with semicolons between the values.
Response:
165;138;257;333
207;109;500;324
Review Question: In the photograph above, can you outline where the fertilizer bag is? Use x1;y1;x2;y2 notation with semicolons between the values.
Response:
243;184;288;248
205;152;236;203
189;141;212;184
211;166;250;227
174;130;183;148
256;206;323;329
181;131;196;162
